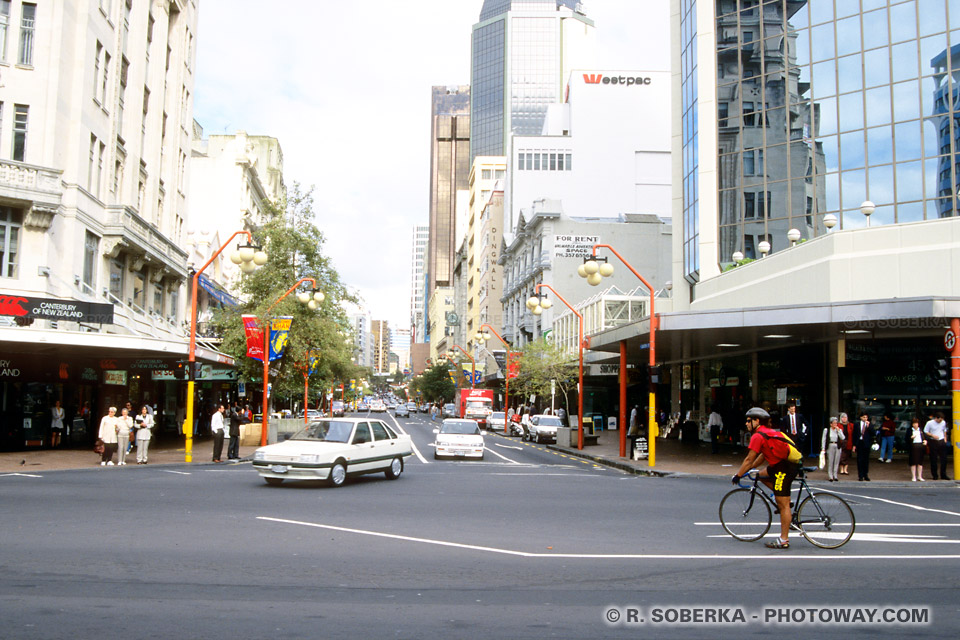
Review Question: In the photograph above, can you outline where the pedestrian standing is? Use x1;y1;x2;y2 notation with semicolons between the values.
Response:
878;413;896;463
820;417;845;481
50;400;65;448
852;412;875;481
708;405;724;454
923;413;950;480
211;404;226;462
838;413;853;476
908;418;927;482
115;407;133;465
98;407;119;466
135;405;153;464
227;403;242;460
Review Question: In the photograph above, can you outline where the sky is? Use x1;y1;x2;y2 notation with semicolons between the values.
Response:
193;1;671;330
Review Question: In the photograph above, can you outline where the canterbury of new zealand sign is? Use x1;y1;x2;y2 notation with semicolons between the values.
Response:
0;294;114;324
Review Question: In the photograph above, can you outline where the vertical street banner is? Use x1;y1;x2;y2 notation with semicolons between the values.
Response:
309;353;320;375
242;315;264;361
508;351;522;379
269;316;293;362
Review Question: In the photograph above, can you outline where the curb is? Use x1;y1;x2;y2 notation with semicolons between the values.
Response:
543;443;674;477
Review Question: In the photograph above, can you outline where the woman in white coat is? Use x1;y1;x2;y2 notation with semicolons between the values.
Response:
821;417;846;482
98;407;119;465
115;407;133;465
135;405;154;464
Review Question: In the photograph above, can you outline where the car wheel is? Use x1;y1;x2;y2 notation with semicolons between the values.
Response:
433;450;440;460
264;477;283;486
385;457;403;480
328;460;347;487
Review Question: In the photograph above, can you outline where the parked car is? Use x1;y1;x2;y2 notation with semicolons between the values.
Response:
433;419;484;460
526;414;564;443
487;411;506;433
394;403;410;418
252;418;412;487
442;403;458;418
298;409;323;420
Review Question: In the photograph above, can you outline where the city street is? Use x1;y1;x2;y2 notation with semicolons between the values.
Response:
1;412;957;639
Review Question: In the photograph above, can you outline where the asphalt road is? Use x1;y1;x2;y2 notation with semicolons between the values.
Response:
1;410;958;639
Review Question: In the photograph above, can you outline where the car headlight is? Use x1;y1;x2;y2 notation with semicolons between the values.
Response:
253;451;266;461
299;454;320;463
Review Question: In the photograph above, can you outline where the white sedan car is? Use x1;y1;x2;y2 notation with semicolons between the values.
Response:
252;418;412;487
433;418;485;460
487;411;506;433
526;414;564;443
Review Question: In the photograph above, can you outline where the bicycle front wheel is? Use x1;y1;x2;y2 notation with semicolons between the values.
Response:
719;488;772;542
796;492;855;549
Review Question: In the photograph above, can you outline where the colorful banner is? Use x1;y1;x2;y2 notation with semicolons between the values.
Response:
242;315;264;362
308;353;320;375
269;316;293;362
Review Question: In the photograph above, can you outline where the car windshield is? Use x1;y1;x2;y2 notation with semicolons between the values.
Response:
536;417;563;426
290;420;354;443
440;421;481;435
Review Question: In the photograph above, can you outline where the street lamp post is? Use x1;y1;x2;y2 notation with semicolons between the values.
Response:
528;284;585;450
475;323;511;434
583;243;659;466
296;349;318;426
260;277;324;446
447;345;476;389
186;231;266;462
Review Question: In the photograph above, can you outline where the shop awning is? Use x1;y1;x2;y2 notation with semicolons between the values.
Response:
197;274;239;308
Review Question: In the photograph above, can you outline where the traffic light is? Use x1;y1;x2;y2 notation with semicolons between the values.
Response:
174;360;187;380
935;359;949;389
192;362;203;380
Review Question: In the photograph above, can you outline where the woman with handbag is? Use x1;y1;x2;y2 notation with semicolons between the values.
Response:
135;405;154;464
820;417;845;482
908;417;927;482
838;412;854;476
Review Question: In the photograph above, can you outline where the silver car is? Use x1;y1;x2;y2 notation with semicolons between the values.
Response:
527;414;564;444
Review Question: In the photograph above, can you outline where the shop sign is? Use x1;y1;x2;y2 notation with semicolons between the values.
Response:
0;294;113;323
131;358;172;370
0;359;22;378
81;367;98;382
104;370;128;386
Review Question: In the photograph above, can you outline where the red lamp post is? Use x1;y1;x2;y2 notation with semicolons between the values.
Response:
530;284;585;450
186;231;265;462
260;277;323;446
476;323;512;434
583;244;658;466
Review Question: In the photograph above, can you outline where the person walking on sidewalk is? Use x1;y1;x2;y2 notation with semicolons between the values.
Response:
908;417;927;482
211;405;226;463
98;407;119;466
135;405;153;464
820;417;845;482
878;413;896;463
923;413;950;480
227;403;242;460
115;407;133;466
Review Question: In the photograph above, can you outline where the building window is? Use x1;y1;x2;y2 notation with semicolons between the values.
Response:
0;0;10;62
17;2;34;66
93;42;102;100
12;104;27;161
169;288;179;321
0;206;21;278
83;231;99;289
132;270;145;308
101;52;111;105
152;285;163;314
96;141;105;198
109;258;124;299
482;169;492;179
87;134;97;191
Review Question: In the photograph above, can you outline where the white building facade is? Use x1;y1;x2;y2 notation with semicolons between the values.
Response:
0;0;200;447
409;224;428;342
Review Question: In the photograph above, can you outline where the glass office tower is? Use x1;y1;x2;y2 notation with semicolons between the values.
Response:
680;0;960;282
471;0;594;162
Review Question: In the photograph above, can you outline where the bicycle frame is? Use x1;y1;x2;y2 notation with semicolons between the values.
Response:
738;469;815;519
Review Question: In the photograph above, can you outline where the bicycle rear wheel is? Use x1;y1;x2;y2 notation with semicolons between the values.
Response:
719;488;772;542
796;492;855;549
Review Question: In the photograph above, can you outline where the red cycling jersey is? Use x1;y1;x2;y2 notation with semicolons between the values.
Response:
748;425;802;466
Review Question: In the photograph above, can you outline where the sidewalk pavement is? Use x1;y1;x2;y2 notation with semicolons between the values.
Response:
1;429;955;487
544;429;957;487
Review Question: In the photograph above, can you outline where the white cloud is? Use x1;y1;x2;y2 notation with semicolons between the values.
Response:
194;1;670;330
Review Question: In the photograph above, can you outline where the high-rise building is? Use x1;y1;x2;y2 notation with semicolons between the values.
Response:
470;0;595;162
427;86;471;295
0;0;199;446
371;320;391;374
345;303;373;369
409;225;429;342
390;327;412;373
466;157;507;347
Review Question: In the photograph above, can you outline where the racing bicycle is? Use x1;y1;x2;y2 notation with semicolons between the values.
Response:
719;467;855;549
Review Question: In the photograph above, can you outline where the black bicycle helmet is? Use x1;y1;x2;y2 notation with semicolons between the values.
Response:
745;407;769;420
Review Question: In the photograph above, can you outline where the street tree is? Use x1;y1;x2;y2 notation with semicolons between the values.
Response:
512;337;577;413
409;362;455;404
212;184;358;411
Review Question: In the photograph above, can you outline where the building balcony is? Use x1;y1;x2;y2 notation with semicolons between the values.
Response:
102;205;189;279
0;159;63;231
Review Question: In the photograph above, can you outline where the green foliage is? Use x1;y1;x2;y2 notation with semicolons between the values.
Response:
408;362;455;404
211;184;362;407
722;257;757;272
512;338;577;411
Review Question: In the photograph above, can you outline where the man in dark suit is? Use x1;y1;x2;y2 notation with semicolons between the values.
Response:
779;402;809;457
227;402;242;460
852;411;876;481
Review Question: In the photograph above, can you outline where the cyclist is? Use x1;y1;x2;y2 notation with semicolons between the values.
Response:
732;407;803;549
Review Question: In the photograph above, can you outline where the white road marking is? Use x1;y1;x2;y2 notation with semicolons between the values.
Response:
163;470;191;475
494;443;524;451
705;532;960;544
696;522;960;527
821;489;960;518
257;517;960;559
385;413;429;464
0;472;43;478
483;446;522;464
